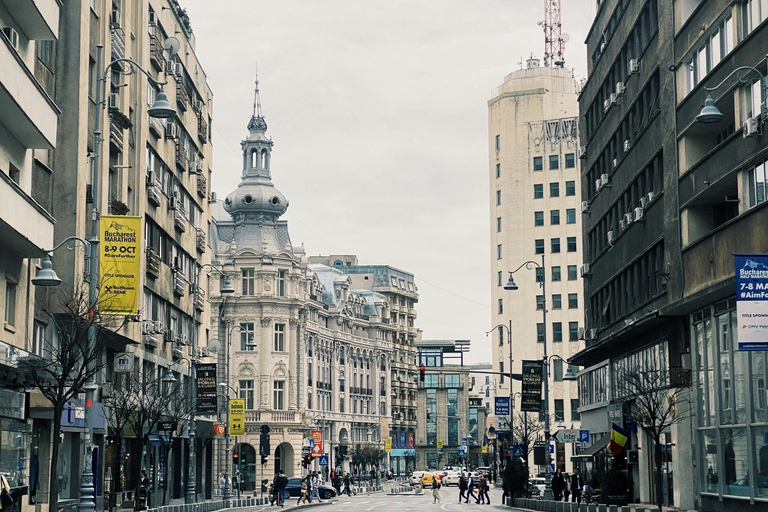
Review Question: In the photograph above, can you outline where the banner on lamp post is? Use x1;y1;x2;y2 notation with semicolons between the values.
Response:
196;363;217;415
99;215;141;314
520;360;544;412
229;399;245;435
736;255;768;350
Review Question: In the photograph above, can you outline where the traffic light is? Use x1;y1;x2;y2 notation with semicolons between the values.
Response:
419;365;425;382
233;452;239;465
261;454;268;465
302;454;313;468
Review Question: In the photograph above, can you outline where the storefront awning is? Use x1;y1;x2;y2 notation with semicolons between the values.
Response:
572;435;610;459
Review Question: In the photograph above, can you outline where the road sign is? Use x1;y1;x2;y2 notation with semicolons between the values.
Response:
311;430;323;455
309;439;314;449
512;445;523;457
318;455;329;466
461;437;468;447
579;430;590;443
302;446;311;456
214;424;225;436
457;447;466;456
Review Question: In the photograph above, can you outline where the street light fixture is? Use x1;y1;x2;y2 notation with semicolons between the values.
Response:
695;55;767;124
31;236;92;287
504;254;554;500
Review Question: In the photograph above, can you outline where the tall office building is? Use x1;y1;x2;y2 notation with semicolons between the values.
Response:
488;57;584;474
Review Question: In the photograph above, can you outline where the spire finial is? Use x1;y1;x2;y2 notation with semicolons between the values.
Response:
247;62;268;132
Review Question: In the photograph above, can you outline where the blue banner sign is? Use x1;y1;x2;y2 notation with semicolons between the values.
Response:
495;397;510;416
736;255;768;350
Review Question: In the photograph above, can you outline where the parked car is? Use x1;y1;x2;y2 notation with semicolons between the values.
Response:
285;478;337;499
410;471;426;486
475;466;492;477
441;470;460;486
529;477;546;497
420;472;443;486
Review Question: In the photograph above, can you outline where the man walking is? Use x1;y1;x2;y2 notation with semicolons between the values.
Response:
465;473;478;503
274;469;288;507
458;473;468;503
571;468;583;503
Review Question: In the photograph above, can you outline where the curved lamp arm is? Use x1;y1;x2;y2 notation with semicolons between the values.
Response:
46;235;91;257
704;57;768;119
103;58;168;89
509;260;542;274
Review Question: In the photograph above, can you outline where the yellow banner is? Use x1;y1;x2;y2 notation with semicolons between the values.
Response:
99;215;141;314
437;439;443;449
482;444;488;453
385;437;392;453
229;399;245;435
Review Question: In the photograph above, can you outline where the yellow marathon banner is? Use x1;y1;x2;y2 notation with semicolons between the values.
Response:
229;399;245;436
99;216;141;315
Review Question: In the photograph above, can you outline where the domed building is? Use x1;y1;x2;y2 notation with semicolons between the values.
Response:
209;77;307;486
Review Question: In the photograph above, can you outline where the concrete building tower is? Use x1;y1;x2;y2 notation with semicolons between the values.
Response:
211;75;307;484
488;57;584;473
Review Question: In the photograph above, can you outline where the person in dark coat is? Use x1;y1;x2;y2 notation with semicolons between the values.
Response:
458;473;468;503
570;468;583;503
465;473;478;503
552;469;565;501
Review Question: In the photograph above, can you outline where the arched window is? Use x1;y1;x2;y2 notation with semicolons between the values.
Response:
251;149;258;168
262;149;269;169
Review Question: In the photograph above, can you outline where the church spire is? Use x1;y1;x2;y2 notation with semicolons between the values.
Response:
247;64;268;132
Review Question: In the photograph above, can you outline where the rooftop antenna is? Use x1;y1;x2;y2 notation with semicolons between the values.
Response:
542;0;567;67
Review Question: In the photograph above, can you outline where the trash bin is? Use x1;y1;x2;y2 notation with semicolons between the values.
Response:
261;479;269;493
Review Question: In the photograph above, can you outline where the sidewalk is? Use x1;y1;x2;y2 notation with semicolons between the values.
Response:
508;497;694;512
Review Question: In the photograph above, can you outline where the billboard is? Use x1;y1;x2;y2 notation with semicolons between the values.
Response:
229;399;245;435
99;215;141;314
520;360;544;412
736;255;768;350
196;363;217;415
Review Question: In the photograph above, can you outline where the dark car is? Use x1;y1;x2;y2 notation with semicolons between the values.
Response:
285;478;337;499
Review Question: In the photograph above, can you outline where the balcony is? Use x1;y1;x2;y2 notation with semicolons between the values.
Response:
149;34;164;69
270;411;296;423
172;342;183;359
147;182;161;207
173;270;186;296
195;227;205;253
109;118;123;152
196;173;207;198
176;82;189;111
175;142;189;172
245;411;261;422
145;247;161;278
174;202;186;232
195;286;206;311
110;27;125;62
0;167;54;257
198;115;208;144
149;117;163;138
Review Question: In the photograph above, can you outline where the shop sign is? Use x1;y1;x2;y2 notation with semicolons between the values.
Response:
114;352;132;373
0;389;24;420
390;449;415;457
736;255;768;350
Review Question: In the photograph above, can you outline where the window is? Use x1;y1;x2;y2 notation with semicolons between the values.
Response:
497;217;502;232
567;237;577;252
496;163;501;178
552;294;562;310
307;392;312;410
553;359;563;381
551;238;561;253
498;298;503;314
551;266;561;281
4;280;17;327
565;181;576;196
308;363;313;386
445;374;460;388
565;153;575;169
568;293;578;309
554;399;564;422
495;134;500;151
553;322;563;342
534;184;543;199
748;157;768;207
497;244;503;259
550;182;559;197
537;323;544;343
534;211;544;226
496;190;501;206
549;155;559;170
498;271;503;287
567;265;578;280
550;210;560;225
240;322;255;351
533;156;543;171
273;381;285;410
535;239;544;254
500;362;504;384
684;15;733;94
239;380;255;409
277;269;287;296
274;323;285;351
536;295;545;310
242;268;255;295
485;376;490;385
566;209;576;224
339;397;345;412
569;322;579;341
571;398;580;420
536;267;544;283
425;375;439;388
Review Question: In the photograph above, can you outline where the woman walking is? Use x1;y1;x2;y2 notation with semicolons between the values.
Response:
432;475;442;503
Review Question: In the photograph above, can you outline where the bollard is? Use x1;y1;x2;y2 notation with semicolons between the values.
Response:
608;505;618;512
597;505;607;512
587;504;597;512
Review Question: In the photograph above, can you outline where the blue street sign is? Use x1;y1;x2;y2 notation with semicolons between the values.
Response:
437;448;443;453
461;437;468;447
495;397;510;416
318;455;329;466
550;464;555;473
549;444;555;453
512;445;523;457
457;447;466;456
579;430;590;443
309;439;314;449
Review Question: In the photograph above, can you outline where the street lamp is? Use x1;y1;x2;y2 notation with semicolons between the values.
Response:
696;54;767;124
485;320;513;481
504;254;554;500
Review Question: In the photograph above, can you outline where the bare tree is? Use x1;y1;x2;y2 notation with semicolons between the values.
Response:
18;286;122;512
154;377;195;505
510;412;544;470
621;368;689;512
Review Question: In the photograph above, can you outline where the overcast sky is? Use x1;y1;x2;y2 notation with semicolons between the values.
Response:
182;0;597;365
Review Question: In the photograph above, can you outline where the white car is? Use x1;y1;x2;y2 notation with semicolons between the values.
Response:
529;477;546;497
442;470;460;486
410;471;426;486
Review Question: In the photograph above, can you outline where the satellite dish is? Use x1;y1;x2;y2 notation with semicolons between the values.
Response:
163;36;180;56
562;33;571;43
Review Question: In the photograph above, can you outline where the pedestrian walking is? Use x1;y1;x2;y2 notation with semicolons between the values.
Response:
458;473;468;503
552;469;564;501
475;474;486;504
465;473;478;503
480;473;491;505
431;475;442;503
343;472;352;495
274;469;288;507
571;468;583;503
137;470;149;511
563;473;571;502
333;473;342;496
297;479;308;504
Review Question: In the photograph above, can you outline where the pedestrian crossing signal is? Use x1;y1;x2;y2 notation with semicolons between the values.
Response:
420;365;425;382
